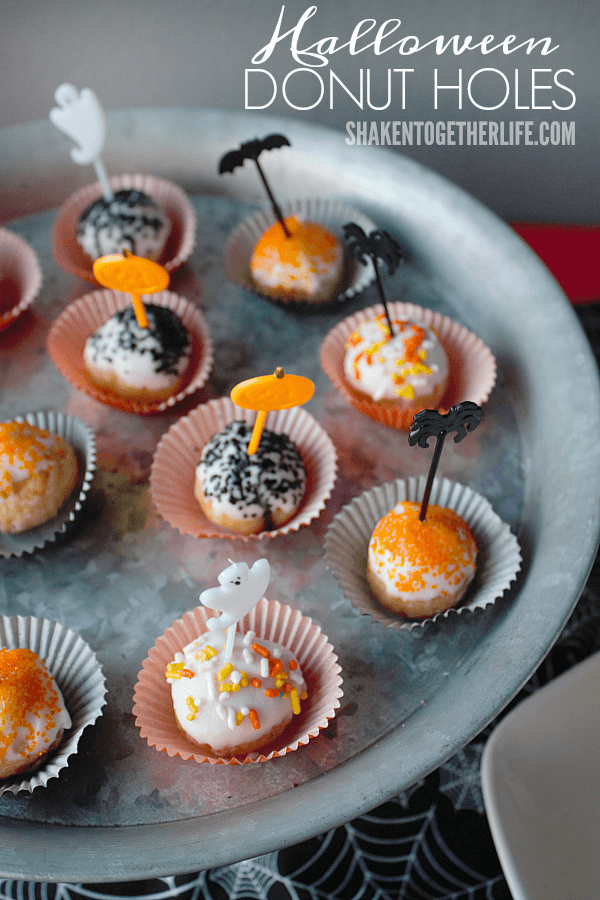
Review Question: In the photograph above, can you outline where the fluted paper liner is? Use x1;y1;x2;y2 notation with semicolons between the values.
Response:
0;615;106;795
47;289;213;415
325;476;522;631
150;397;337;540
0;411;96;559
320;301;497;430
0;228;43;331
133;597;343;764
52;174;196;284
223;198;379;308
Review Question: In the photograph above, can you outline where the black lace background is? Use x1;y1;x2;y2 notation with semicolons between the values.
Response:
2;305;599;900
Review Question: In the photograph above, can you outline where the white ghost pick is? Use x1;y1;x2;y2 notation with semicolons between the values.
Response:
50;83;113;201
200;559;271;661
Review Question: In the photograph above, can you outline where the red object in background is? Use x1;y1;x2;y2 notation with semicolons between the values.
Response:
511;224;600;305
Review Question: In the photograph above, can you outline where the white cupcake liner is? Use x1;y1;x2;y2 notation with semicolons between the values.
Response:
150;397;337;541
320;301;497;430
133;596;343;764
47;289;213;415
51;174;197;284
0;615;106;795
0;411;96;559
223;198;379;307
0;228;43;331
325;476;522;631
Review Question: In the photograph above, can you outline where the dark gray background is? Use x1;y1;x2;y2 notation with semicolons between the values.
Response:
0;0;597;223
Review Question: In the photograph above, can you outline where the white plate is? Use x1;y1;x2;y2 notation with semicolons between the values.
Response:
482;650;600;900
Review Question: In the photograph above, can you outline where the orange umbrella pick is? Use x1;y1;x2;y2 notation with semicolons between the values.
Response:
230;367;315;454
92;249;170;328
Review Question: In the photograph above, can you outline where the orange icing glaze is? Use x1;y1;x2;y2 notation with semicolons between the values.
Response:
0;649;64;762
371;502;477;595
252;216;340;270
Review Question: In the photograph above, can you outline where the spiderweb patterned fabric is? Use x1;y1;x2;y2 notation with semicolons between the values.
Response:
2;309;599;900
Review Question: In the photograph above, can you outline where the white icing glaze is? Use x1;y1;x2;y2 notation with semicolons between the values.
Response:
0;650;71;778
83;303;190;391
77;189;170;261
343;315;449;402
368;501;477;603
167;628;306;755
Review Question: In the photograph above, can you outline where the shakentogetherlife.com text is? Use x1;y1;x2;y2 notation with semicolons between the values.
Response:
345;119;575;146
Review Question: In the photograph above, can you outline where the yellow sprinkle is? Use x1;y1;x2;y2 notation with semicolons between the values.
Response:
185;696;198;720
290;688;301;715
396;384;415;399
202;645;218;661
165;661;185;680
218;663;234;681
240;672;249;687
235;712;244;726
220;683;232;693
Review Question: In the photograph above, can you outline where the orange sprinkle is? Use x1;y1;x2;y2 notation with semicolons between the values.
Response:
370;501;477;594
265;688;280;698
252;216;340;269
269;660;283;677
249;709;261;730
0;649;63;762
289;660;298;670
251;678;261;688
251;643;270;658
180;668;194;678
0;422;66;495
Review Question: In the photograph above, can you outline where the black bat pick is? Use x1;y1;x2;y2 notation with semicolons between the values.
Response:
219;134;291;237
343;223;403;337
408;401;484;521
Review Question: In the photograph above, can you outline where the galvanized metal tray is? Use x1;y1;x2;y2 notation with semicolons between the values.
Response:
0;109;599;882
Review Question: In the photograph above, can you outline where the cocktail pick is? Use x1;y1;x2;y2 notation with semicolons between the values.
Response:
409;401;484;521
49;83;113;201
92;250;170;328
219;134;292;238
230;367;315;455
200;558;271;662
342;223;403;337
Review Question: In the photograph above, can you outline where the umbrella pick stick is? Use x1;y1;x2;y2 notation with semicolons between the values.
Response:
254;158;291;238
130;292;149;329
247;409;267;455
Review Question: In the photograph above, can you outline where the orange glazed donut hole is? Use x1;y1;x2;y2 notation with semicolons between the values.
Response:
250;215;344;303
367;501;478;619
0;421;79;534
0;648;72;779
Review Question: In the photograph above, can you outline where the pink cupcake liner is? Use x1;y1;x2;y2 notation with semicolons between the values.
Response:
150;397;337;540
0;410;96;559
320;301;497;430
0;614;106;795
0;228;43;332
223;198;378;308
46;289;213;415
133;596;343;764
51;174;197;284
325;476;522;631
